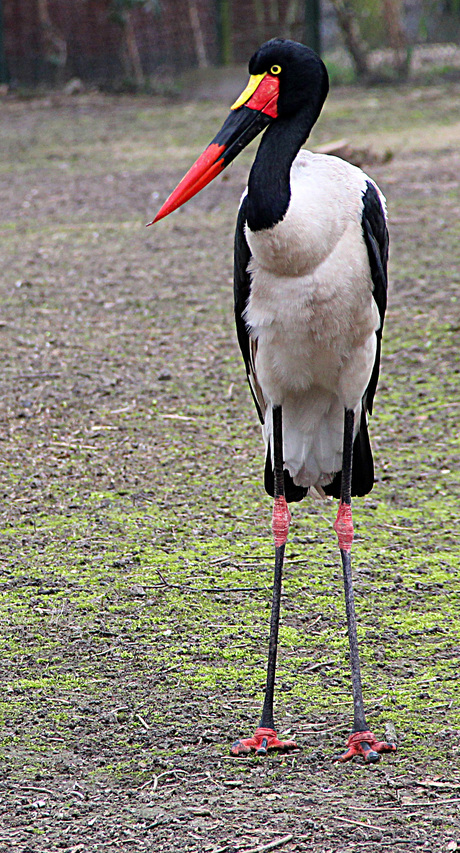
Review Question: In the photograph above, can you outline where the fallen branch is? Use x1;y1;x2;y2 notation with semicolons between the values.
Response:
242;835;293;853
12;372;61;380
138;768;188;791
134;713;150;731
400;797;460;808
17;785;56;797
333;815;385;832
153;570;267;594
205;770;225;790
300;659;335;672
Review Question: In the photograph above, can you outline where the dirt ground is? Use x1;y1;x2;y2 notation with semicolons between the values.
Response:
0;77;459;853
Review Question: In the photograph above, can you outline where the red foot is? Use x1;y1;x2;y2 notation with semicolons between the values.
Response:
334;500;354;552
272;496;291;548
230;727;298;756
338;730;397;764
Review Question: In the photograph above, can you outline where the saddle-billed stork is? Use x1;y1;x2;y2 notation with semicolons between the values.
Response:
150;38;397;763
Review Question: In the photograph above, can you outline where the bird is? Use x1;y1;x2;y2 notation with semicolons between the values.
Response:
150;38;397;763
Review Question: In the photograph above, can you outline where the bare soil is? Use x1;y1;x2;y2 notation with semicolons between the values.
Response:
0;81;459;852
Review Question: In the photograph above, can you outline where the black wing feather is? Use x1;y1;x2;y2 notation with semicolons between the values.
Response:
324;408;375;498
233;195;265;424
325;180;388;499
361;180;388;415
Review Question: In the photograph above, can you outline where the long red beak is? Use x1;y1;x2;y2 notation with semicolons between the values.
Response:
148;142;227;225
148;73;280;225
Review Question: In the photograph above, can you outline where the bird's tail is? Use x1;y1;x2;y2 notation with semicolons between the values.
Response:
264;445;309;502
324;408;375;498
264;406;375;502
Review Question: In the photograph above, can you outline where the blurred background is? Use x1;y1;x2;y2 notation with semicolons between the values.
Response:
1;0;460;91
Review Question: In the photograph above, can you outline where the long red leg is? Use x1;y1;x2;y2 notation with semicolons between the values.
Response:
335;408;396;763
231;406;297;756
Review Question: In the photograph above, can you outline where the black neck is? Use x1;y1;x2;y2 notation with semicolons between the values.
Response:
245;105;317;233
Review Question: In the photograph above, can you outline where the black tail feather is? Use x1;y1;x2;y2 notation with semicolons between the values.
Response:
324;408;375;499
264;443;309;503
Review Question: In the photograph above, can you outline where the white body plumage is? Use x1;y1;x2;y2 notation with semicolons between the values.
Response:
243;150;386;490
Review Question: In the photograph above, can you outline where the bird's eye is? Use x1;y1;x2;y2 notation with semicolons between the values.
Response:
270;65;282;75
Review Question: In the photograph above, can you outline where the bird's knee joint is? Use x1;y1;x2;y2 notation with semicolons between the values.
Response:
334;500;354;552
272;495;291;548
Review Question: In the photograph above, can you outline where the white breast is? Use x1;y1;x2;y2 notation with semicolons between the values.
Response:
243;151;384;490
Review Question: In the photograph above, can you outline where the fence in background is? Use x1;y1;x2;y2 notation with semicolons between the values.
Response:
2;0;459;86
3;0;318;85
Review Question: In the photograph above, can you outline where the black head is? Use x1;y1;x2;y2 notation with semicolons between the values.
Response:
248;38;329;121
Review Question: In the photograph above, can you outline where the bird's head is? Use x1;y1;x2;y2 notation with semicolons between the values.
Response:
242;38;329;120
150;39;329;225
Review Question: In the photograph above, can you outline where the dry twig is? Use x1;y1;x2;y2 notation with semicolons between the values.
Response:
333;814;385;832
242;835;294;853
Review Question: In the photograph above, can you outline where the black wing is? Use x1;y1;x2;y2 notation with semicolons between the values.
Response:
361;179;389;415
325;180;389;499
233;195;265;424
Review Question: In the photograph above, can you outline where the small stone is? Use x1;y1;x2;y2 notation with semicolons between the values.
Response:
128;583;146;597
385;722;397;744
